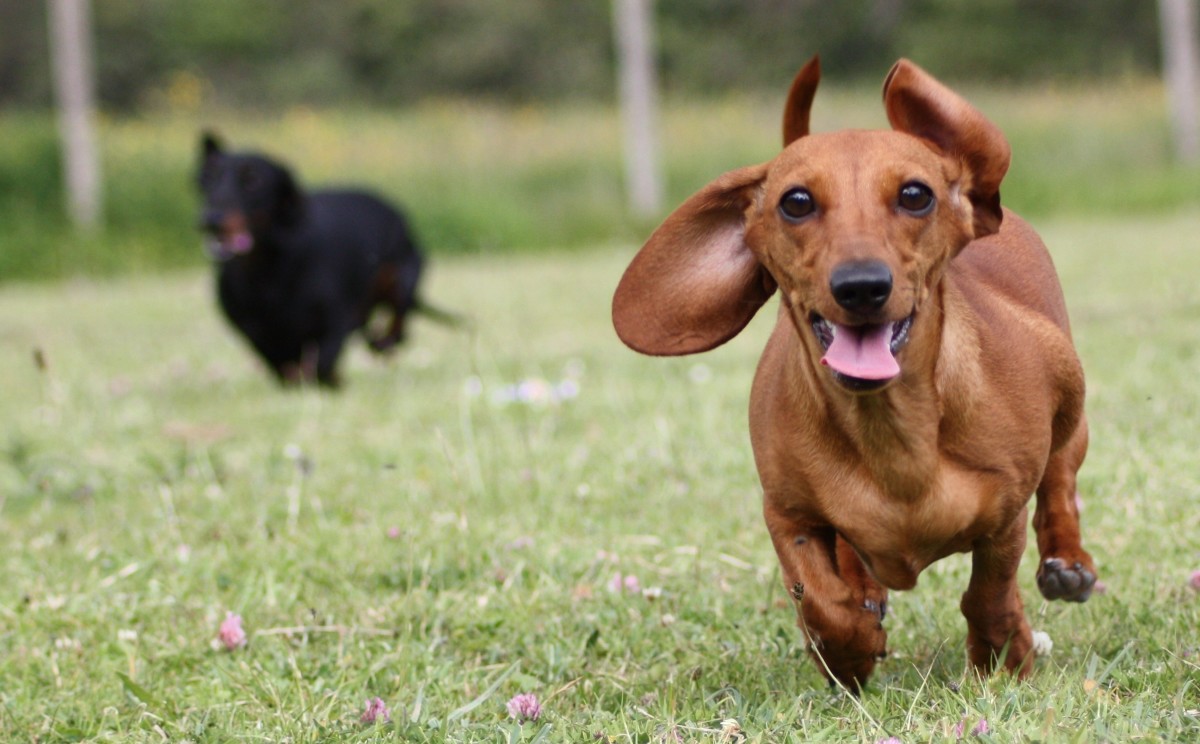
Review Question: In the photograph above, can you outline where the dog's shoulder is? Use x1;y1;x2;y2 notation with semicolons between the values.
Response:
940;210;1083;440
953;209;1070;328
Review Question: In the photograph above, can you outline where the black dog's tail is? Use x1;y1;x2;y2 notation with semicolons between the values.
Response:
414;298;471;330
365;297;471;354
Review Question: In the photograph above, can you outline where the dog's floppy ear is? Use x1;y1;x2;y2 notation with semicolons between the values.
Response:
882;59;1010;238
198;131;224;188
782;55;821;146
613;163;775;356
201;131;223;159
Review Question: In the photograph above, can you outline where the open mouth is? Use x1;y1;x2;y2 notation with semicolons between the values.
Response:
204;230;254;261
811;313;913;389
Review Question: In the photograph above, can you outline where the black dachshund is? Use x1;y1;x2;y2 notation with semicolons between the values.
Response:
197;133;454;387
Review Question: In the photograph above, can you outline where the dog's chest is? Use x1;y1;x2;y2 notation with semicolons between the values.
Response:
831;459;1010;589
219;263;310;328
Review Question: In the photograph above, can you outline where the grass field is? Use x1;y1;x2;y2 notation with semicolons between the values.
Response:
2;207;1199;742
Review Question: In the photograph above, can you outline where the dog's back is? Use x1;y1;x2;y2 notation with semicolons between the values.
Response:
293;189;423;305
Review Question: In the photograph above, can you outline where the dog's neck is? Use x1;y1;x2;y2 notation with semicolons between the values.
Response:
786;283;971;502
234;229;295;269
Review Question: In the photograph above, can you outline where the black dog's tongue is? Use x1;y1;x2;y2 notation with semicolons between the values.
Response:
206;232;254;260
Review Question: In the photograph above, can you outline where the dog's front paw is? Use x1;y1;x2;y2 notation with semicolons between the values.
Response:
1037;557;1096;602
803;603;889;692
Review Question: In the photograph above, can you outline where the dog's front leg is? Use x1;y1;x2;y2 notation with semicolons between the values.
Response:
1033;419;1097;602
960;507;1034;677
765;501;888;690
314;327;351;388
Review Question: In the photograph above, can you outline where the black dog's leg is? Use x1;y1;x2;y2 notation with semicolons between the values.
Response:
314;321;356;387
238;321;306;385
370;305;410;353
367;248;424;354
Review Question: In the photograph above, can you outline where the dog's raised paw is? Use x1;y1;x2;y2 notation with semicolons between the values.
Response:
1037;558;1095;602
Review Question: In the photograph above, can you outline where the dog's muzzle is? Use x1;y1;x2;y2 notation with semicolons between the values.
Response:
204;231;254;262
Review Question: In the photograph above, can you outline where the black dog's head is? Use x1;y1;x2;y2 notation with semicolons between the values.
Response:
196;132;305;261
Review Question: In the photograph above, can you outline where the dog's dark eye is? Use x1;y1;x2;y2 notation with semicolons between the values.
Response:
897;182;934;215
779;188;816;221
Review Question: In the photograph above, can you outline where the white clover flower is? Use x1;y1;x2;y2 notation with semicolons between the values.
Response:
1032;630;1053;655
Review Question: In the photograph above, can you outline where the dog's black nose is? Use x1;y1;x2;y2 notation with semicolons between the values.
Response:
830;260;893;312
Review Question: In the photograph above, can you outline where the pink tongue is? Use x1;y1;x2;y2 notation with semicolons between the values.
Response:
821;322;899;380
229;232;254;254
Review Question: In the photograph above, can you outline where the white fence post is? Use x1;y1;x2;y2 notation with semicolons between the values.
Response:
1159;0;1200;164
613;0;664;218
47;0;103;229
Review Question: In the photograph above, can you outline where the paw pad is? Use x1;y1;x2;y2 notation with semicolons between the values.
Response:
1037;557;1096;602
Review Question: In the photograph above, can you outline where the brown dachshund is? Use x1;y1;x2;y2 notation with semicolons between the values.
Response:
613;58;1095;690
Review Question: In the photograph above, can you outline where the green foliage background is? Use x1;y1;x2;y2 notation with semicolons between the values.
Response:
1;0;1161;109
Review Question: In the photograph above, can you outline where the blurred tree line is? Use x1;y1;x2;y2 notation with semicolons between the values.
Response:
2;0;1161;111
